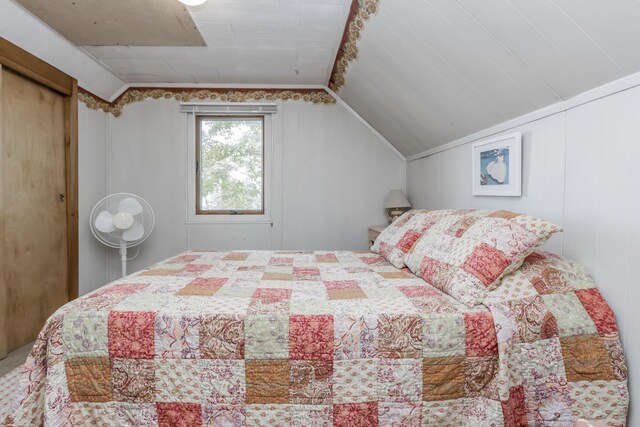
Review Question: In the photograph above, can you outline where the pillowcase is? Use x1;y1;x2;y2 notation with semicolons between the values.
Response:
483;251;596;306
404;209;562;307
371;209;455;268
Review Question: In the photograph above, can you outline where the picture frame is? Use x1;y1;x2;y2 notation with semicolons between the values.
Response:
471;132;522;196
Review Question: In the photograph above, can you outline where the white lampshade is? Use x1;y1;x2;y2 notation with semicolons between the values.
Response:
384;189;411;209
178;0;207;6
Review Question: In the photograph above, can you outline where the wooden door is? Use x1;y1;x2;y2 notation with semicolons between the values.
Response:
0;67;70;355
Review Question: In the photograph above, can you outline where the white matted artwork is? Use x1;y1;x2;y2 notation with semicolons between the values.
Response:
472;132;522;196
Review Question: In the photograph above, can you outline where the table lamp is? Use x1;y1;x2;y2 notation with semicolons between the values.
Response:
384;189;411;223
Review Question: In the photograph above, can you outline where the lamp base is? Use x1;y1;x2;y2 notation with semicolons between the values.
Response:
386;208;409;224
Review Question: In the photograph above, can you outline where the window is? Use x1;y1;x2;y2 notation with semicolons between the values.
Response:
196;116;264;215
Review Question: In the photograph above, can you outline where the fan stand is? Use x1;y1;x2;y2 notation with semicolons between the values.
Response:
119;240;128;277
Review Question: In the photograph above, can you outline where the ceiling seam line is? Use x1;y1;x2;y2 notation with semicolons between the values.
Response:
548;0;628;74
505;0;595;86
453;0;562;101
383;3;503;122
376;4;496;129
421;0;540;109
349;37;470;145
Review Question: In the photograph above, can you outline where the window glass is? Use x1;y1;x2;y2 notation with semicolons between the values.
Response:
197;116;264;214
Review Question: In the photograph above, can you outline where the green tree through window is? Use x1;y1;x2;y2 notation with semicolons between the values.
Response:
197;116;263;213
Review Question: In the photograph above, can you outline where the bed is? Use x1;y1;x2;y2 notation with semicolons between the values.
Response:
4;247;628;426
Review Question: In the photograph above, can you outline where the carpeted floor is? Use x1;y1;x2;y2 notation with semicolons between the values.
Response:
0;367;21;423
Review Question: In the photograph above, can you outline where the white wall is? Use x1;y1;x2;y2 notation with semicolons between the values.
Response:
78;104;109;295
407;86;639;425
105;98;405;281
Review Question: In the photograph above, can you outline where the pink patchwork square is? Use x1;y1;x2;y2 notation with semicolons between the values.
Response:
395;229;422;253
157;402;202;427
575;288;618;334
290;315;334;361
293;267;321;281
378;241;391;258
253;288;292;302
333;402;378;427
418;257;441;284
96;283;148;296
360;256;387;265
247;298;291;314
399;286;441;298
108;311;156;359
463;312;498;357
501;386;527;427
184;264;212;273
324;280;359;290
248;290;291;314
462;244;511;286
191;278;229;287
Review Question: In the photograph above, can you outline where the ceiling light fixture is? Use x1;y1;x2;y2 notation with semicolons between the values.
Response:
178;0;207;6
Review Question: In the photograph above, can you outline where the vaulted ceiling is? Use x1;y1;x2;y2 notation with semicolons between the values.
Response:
5;0;640;156
338;0;640;156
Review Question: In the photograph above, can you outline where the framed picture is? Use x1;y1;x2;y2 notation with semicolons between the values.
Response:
472;132;522;196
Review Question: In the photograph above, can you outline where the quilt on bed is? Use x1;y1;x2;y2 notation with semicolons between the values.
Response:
4;250;628;426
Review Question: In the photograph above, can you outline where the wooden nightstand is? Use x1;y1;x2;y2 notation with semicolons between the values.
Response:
368;225;387;248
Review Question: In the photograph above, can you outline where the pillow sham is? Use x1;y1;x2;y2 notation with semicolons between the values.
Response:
371;209;455;268
404;209;562;307
483;251;599;306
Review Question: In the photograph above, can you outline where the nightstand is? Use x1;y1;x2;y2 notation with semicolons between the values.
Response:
368;225;387;248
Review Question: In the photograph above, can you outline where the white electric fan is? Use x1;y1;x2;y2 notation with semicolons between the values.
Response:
90;193;155;277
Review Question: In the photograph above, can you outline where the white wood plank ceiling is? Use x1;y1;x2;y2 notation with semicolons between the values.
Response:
81;0;352;85
338;0;640;157
7;0;640;156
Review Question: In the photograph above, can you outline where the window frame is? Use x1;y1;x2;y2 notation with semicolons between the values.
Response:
186;110;273;224
195;115;265;215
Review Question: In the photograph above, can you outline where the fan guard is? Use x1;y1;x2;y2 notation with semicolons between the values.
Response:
89;193;155;277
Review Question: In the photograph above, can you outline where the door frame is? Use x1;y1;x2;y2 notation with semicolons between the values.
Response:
0;37;78;358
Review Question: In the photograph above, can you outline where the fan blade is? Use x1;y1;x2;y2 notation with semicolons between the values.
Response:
122;221;145;242
95;211;115;233
118;197;143;216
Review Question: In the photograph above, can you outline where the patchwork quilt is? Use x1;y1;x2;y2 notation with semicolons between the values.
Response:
4;251;628;426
